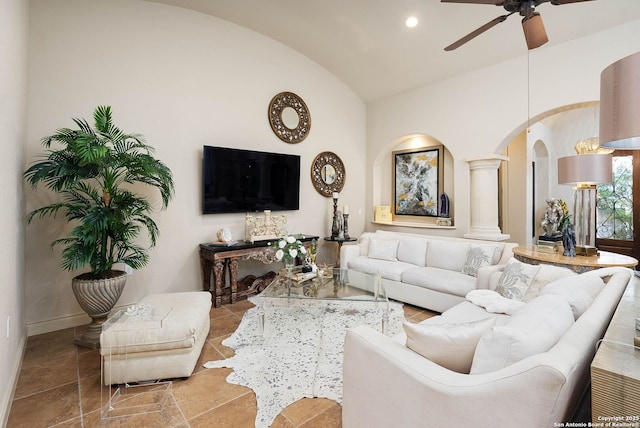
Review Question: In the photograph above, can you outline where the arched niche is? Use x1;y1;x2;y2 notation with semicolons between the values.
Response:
372;134;454;227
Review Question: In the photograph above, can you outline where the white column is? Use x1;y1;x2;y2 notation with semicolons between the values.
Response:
464;156;510;242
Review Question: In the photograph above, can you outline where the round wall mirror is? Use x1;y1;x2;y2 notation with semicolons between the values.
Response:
281;107;300;129
321;164;336;185
311;152;345;196
268;92;311;144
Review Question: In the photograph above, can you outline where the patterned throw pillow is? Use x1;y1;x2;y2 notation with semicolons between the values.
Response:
461;244;500;277
495;258;540;301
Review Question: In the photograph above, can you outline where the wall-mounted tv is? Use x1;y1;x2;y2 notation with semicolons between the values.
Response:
202;145;301;214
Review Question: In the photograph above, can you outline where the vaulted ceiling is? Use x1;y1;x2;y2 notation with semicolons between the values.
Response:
146;0;640;102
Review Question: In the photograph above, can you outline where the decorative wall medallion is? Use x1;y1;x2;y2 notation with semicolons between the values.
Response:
268;92;311;144
311;151;345;197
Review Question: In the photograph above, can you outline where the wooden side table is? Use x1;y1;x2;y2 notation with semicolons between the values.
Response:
512;246;638;273
324;236;357;266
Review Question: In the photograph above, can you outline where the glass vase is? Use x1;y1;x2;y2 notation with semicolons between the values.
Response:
285;258;294;296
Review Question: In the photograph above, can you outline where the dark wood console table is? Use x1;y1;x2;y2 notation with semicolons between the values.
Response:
200;235;318;307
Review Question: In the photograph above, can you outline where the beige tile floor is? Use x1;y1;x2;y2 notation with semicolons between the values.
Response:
7;299;435;428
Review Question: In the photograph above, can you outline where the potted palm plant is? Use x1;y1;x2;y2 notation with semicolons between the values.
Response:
24;106;174;348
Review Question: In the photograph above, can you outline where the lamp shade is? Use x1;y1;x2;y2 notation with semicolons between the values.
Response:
522;13;548;50
600;51;640;149
557;153;612;185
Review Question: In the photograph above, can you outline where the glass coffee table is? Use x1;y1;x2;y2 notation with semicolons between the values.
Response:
257;268;390;334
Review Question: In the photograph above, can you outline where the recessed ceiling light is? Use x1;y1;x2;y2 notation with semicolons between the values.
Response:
405;16;418;28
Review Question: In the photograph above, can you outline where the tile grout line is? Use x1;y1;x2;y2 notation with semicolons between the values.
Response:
74;330;86;428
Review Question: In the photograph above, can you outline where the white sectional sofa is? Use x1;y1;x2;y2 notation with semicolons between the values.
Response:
340;230;518;312
342;265;634;428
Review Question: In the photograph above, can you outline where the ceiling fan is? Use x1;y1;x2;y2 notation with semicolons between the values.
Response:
442;0;594;51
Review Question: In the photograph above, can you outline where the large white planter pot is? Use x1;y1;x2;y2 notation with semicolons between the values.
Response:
71;270;127;349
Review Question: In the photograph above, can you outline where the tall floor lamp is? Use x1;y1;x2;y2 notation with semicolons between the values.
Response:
557;153;612;256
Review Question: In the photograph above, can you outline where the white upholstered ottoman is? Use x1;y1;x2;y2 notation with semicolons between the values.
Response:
100;291;212;385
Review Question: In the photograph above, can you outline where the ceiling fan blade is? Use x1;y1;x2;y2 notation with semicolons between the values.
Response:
522;12;548;49
444;13;512;51
550;0;594;4
441;0;500;4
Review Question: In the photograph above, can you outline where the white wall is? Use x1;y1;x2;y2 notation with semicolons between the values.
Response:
0;0;28;423
366;21;640;242
25;0;366;333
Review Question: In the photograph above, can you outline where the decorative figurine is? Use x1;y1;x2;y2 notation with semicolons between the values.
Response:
562;223;577;257
439;193;450;218
541;198;563;237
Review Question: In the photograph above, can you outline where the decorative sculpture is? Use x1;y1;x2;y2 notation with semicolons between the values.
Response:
562;223;577;257
541;198;563;237
439;193;450;218
437;192;452;226
245;210;287;243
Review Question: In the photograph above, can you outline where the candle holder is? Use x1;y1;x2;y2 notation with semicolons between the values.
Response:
331;197;340;239
343;213;350;240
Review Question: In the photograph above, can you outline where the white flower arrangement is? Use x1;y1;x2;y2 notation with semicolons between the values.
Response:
270;234;307;264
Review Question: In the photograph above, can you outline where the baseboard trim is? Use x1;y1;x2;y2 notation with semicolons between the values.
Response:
26;312;91;336
26;302;134;336
0;334;26;427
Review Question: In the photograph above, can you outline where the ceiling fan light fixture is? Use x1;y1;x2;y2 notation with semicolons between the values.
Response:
522;12;548;50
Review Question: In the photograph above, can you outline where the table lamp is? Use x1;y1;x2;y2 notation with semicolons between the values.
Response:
557;153;612;256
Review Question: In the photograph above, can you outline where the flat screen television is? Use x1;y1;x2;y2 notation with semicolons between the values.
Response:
202;145;300;214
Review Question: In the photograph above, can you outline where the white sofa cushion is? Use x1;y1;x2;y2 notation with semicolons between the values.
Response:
495;258;540;301
401;267;477;297
523;264;577;302
101;292;212;355
461;244;502;277
403;317;497;373
540;273;605;319
368;238;400;261
427;240;470;272
348;256;416;282
397;238;428;267
470;294;575;374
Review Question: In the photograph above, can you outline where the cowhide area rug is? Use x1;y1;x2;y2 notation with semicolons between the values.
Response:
204;296;405;428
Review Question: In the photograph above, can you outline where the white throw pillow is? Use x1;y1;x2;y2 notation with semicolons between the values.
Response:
523;264;577;302
397;238;428;266
539;274;605;319
368;239;400;261
404;317;497;373
495;258;540;301
466;290;525;315
470;294;574;374
427;240;470;271
461;244;501;277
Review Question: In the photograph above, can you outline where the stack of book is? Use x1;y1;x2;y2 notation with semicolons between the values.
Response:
537;235;563;254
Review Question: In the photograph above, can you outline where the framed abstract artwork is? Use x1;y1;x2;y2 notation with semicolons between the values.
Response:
393;146;442;217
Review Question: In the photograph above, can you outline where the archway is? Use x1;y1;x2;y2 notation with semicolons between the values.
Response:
499;102;600;246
